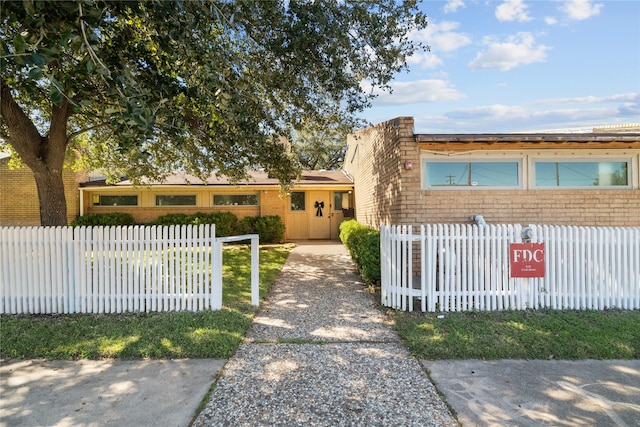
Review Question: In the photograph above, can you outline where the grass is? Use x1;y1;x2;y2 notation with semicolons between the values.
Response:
0;244;292;360
394;308;640;360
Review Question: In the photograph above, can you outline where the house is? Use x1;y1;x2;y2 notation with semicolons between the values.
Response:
344;117;640;229
0;153;85;226
78;170;354;240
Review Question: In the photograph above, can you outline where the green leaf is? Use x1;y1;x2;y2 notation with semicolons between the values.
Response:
50;85;63;105
30;53;46;67
13;34;26;53
28;67;42;79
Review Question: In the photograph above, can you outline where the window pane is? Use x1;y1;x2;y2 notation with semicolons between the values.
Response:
334;192;350;210
213;194;259;206
156;195;196;206
95;195;138;206
535;161;628;187
425;162;519;187
290;192;305;211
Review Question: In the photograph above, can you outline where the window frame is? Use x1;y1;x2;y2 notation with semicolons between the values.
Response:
421;158;523;190
531;158;632;189
289;191;306;211
212;194;260;206
333;191;351;211
155;194;197;206
92;194;139;207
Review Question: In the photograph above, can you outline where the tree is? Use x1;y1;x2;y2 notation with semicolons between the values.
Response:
292;123;349;170
1;0;428;225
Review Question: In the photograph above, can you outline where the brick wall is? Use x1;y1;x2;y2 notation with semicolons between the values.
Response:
347;117;640;229
398;190;640;227
345;117;415;229
0;158;83;226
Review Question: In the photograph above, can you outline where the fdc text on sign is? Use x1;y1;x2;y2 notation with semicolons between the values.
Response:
510;243;545;278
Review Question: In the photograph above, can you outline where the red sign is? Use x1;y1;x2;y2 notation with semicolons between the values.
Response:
510;243;545;278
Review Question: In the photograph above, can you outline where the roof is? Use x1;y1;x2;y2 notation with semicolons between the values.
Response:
415;133;640;151
80;170;353;188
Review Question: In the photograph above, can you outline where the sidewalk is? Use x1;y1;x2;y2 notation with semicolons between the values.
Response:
192;242;457;426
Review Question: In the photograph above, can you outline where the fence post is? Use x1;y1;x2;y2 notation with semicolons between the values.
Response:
251;235;259;307
211;238;223;310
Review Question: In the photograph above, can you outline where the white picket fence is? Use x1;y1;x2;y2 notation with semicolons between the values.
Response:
0;225;259;315
380;224;640;312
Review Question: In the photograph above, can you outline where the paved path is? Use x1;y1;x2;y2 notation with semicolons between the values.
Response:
192;242;456;426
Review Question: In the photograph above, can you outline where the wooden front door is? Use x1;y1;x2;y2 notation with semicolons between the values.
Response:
308;190;331;239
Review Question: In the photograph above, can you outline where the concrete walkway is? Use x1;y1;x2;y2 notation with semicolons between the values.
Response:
192;241;456;426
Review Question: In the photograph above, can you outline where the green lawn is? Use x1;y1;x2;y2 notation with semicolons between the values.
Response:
0;244;292;360
394;308;640;360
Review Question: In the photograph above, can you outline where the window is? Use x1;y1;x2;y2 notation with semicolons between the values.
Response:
213;194;259;206
93;195;138;206
334;192;351;210
424;161;520;188
156;195;196;206
290;192;305;211
534;161;629;187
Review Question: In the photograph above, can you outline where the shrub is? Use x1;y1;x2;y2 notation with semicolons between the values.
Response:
339;219;381;284
151;212;238;236
237;216;258;235
201;212;238;237
236;215;285;243
253;215;285;243
71;212;136;227
153;213;192;225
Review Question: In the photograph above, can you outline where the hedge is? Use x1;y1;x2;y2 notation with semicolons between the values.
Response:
70;212;136;227
72;212;285;243
339;219;381;284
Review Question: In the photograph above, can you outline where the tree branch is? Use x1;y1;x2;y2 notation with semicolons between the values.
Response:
67;121;111;142
0;78;44;167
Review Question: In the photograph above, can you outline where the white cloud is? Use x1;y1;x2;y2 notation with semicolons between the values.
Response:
445;104;528;120
559;0;603;21
444;0;465;14
468;32;549;71
411;21;472;53
545;16;558;25
535;92;639;105
407;51;443;69
429;104;624;133
365;79;466;106
495;0;532;22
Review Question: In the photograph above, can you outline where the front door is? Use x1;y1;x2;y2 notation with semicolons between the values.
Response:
308;190;331;239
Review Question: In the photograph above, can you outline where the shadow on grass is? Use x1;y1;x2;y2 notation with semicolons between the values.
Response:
394;309;640;360
0;244;293;360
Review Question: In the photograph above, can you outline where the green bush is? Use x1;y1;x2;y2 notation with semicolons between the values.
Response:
236;215;285;243
153;213;192;225
151;212;238;236
201;212;238;236
237;216;258;235
339;219;381;284
71;212;136;227
253;215;285;243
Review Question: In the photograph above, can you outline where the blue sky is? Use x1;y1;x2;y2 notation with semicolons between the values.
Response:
360;0;640;133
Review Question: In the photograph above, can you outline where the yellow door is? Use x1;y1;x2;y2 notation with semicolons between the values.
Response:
308;190;331;239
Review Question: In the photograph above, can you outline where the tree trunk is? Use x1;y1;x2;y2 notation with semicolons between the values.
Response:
33;166;68;226
1;79;72;226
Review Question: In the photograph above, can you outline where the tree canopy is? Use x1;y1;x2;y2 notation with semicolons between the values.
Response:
1;0;428;225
